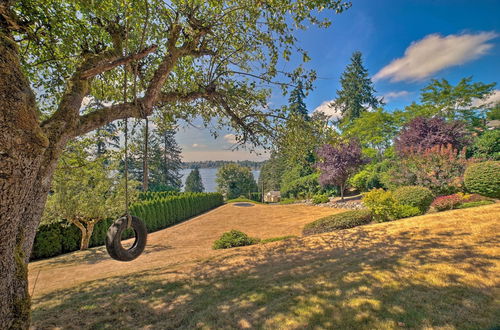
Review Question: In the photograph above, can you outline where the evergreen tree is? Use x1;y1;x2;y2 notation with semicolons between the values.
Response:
128;125;183;191
289;81;309;119
332;51;382;126
150;128;183;190
185;168;205;192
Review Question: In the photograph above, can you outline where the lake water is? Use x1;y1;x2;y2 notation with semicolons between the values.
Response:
180;168;260;192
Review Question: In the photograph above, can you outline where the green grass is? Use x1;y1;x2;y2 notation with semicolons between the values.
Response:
455;200;495;209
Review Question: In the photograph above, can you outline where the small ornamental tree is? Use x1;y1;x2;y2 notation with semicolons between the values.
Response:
394;117;470;155
43;139;138;250
185;168;205;193
316;139;368;200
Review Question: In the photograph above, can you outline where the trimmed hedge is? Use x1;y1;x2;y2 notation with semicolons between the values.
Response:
393;186;434;214
138;191;180;201
464;161;500;198
303;209;372;235
31;192;223;260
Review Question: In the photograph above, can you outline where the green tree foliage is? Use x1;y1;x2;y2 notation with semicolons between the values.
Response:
129;124;183;190
344;108;399;157
43;138;138;250
258;151;287;192
150;128;183;190
332;51;383;126
399;77;496;128
216;164;258;199
288;81;308;119
184;168;204;193
471;130;500;160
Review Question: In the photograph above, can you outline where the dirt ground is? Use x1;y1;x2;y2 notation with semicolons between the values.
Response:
28;203;344;297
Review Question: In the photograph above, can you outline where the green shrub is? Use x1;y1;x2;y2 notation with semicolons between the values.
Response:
213;230;259;249
363;188;424;222
363;189;400;222
281;173;321;199
472;130;500;160
395;204;422;219
312;194;330;204
464;161;500;198
455;200;495;209
31;223;62;259
393;186;434;214
279;198;297;205
303;210;372;235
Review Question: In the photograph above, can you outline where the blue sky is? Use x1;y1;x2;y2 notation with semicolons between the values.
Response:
178;0;500;161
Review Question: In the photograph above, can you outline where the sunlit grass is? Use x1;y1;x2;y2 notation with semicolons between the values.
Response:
32;204;500;329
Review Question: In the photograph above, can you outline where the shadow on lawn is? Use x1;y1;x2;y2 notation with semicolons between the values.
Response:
32;223;499;329
35;243;173;268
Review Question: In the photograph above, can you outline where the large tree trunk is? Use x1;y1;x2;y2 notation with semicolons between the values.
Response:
143;117;149;191
0;31;66;329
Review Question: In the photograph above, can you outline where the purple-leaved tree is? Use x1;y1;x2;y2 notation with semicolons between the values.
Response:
316;139;368;200
394;117;470;155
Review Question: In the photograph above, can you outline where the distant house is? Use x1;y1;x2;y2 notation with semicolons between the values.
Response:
486;120;500;130
264;191;281;203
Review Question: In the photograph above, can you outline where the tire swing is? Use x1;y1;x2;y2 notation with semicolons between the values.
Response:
105;21;148;261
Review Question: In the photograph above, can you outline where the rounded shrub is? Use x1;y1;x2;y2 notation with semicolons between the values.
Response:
464;161;500;198
312;194;330;204
393;186;434;214
303;209;372;235
213;230;259;249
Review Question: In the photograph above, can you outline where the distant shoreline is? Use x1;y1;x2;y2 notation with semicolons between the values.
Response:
181;160;265;170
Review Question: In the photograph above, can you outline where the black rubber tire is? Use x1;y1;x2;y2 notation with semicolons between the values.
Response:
105;215;147;262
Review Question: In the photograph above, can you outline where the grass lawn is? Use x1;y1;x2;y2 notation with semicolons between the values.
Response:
31;204;499;329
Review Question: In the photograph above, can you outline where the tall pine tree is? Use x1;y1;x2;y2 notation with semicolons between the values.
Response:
332;51;382;126
185;168;205;192
129;124;183;191
288;80;309;119
149;128;183;190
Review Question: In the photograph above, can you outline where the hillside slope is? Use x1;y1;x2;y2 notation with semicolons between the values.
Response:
32;204;500;329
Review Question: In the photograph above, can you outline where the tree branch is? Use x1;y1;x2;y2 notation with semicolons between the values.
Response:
80;45;158;79
75;100;144;136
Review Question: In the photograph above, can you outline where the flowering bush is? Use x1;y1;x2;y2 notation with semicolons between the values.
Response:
430;194;463;211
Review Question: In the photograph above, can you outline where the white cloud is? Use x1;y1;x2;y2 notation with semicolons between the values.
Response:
223;134;238;144
313;100;342;119
382;90;410;102
374;32;498;82
472;89;500;107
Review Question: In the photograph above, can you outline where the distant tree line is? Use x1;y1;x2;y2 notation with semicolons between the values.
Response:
182;160;265;170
